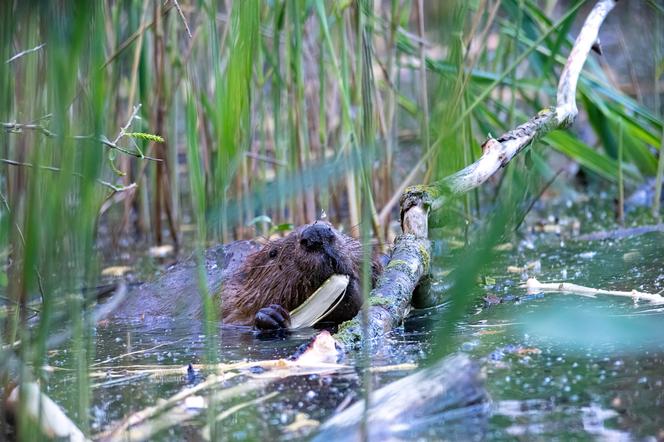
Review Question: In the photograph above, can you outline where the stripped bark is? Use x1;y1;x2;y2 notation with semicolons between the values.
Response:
334;0;618;348
5;383;89;442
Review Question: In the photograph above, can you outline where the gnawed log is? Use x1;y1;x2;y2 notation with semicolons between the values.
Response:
334;0;618;348
313;353;489;441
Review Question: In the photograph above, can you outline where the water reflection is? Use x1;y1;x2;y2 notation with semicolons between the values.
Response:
43;227;664;440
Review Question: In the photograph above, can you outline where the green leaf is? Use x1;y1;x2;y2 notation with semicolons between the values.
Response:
544;131;622;182
247;215;273;227
269;223;294;235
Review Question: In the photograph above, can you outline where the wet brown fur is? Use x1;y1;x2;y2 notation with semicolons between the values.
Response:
111;222;381;328
220;222;381;326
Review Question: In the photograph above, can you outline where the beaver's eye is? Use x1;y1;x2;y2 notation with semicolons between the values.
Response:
269;249;278;258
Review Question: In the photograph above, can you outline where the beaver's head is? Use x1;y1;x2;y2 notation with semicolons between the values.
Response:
289;222;360;276
227;222;381;325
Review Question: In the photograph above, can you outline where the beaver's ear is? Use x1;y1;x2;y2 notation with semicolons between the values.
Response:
262;236;285;260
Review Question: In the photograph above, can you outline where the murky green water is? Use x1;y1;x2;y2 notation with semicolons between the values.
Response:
430;228;664;440
44;212;664;440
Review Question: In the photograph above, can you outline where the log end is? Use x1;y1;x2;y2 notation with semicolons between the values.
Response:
334;306;395;349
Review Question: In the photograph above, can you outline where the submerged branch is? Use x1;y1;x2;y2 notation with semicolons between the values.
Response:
576;224;664;241
316;354;488;440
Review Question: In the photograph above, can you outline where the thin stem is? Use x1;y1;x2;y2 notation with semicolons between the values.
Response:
617;121;624;224
416;0;430;152
653;1;664;219
0;159;137;193
5;43;45;64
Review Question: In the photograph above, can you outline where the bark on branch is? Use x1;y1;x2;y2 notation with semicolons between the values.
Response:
334;0;618;348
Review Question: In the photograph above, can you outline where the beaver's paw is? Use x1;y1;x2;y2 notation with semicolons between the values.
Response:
254;304;291;330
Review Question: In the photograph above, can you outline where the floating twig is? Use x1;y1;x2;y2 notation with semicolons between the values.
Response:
92;338;348;382
522;277;664;305
101;375;258;442
99;332;349;439
92;373;152;389
91;338;187;367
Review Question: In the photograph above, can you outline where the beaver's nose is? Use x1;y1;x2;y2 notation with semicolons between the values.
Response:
300;223;335;252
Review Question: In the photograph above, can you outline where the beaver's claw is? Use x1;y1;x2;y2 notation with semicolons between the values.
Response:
255;304;291;330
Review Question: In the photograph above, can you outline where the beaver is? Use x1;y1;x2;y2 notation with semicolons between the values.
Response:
110;222;382;330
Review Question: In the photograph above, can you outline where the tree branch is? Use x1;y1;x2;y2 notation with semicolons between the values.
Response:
430;0;617;208
334;0;618;348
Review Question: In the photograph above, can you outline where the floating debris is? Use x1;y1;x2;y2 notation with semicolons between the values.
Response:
522;278;664;305
148;244;174;258
101;266;133;277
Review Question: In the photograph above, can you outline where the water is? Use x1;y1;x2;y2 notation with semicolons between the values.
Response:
44;216;664;440
428;227;664;440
